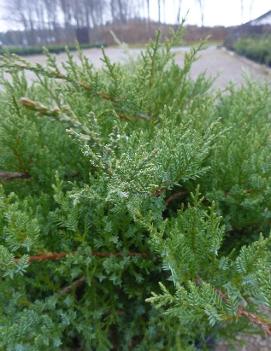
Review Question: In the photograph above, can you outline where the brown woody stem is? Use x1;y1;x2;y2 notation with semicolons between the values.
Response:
165;191;187;205
18;251;148;264
28;252;67;262
238;308;271;336
59;277;86;295
196;276;271;335
0;171;30;181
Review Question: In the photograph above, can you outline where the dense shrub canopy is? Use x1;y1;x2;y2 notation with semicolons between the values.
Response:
0;31;271;350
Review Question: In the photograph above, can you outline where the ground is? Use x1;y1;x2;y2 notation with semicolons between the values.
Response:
19;45;271;89
18;45;271;350
177;46;271;89
216;334;271;351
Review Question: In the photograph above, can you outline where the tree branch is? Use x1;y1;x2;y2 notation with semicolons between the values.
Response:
0;57;150;122
0;171;30;181
18;250;148;264
28;252;67;262
196;276;271;335
165;191;187;205
59;277;86;295
238;308;271;336
216;287;271;335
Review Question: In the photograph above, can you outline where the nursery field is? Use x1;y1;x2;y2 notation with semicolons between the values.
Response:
1;31;271;351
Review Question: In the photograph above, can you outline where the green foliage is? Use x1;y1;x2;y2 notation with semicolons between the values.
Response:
200;82;271;241
0;43;106;57
0;29;270;350
234;35;271;66
148;194;271;346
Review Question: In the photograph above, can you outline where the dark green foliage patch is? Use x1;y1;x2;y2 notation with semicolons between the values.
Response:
234;35;271;66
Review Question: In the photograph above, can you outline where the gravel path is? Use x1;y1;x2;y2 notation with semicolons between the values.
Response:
176;46;271;89
216;334;271;351
17;45;271;89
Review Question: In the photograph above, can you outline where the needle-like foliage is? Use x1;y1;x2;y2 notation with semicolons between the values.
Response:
0;29;270;350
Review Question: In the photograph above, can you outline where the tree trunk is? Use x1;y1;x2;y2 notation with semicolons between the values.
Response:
176;0;182;23
241;0;244;23
146;0;150;23
196;0;204;27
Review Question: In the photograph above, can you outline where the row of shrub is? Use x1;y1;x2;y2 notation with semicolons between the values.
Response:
0;31;271;350
0;42;106;56
233;35;271;66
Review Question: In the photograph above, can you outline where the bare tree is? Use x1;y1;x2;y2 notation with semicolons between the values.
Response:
158;0;161;24
176;0;182;23
71;1;85;28
5;0;27;30
163;0;166;23
44;0;59;31
119;0;128;23
59;0;72;29
110;0;125;23
195;0;204;27
81;0;107;28
146;0;150;23
3;0;170;45
240;0;244;23
4;0;41;44
109;0;137;24
110;0;116;22
94;0;107;26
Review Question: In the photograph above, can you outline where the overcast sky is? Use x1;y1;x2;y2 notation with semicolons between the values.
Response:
149;0;271;26
0;0;270;31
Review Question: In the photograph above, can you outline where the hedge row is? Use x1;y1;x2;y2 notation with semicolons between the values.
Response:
234;35;271;66
0;43;105;56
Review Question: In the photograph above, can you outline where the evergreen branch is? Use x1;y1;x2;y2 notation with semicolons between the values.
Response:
1;28;270;349
197;277;271;335
17;251;148;263
90;251;148;258
149;31;161;88
59;277;86;295
27;252;67;262
0;58;90;90
20;98;61;117
217;287;271;335
19;98;91;134
0;57;107;99
1;57;149;121
20;96;149;123
117;111;151;121
9;136;30;173
0;171;30;181
237;308;271;336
